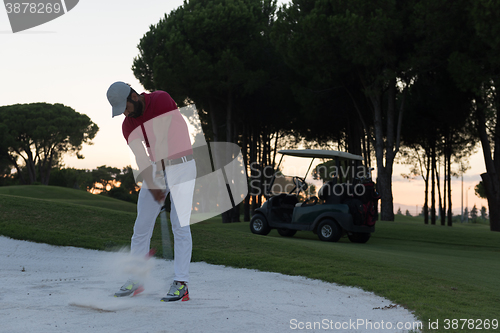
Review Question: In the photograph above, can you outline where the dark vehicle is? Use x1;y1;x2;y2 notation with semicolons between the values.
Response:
250;149;380;243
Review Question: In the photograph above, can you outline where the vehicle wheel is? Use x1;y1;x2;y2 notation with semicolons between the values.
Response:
250;214;271;235
348;232;371;243
277;228;297;237
317;219;342;242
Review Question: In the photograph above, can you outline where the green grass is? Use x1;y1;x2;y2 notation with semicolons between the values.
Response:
1;185;499;332
0;186;138;250
0;185;137;213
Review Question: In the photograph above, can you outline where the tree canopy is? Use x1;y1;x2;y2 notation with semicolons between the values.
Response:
273;0;417;221
133;0;282;144
133;0;302;221
0;103;98;185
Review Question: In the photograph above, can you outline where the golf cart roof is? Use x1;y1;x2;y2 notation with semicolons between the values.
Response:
278;149;364;161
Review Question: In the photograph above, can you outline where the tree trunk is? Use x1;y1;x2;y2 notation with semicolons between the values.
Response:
231;121;241;223
242;125;250;222
481;173;500;231
431;144;436;225
209;100;219;142
221;211;231;223
476;102;500;231
271;132;277;168
436;157;444;226
447;145;453;226
250;125;260;213
361;128;368;167
370;79;404;221
244;197;250;222
371;93;394;221
377;168;394;221
42;166;52;186
207;101;230;224
347;118;362;156
424;150;430;224
25;148;36;184
41;148;55;186
231;203;241;222
345;85;371;163
221;93;242;223
226;92;233;143
9;156;26;185
442;150;447;226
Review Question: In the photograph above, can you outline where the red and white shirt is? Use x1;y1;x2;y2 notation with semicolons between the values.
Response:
122;91;193;162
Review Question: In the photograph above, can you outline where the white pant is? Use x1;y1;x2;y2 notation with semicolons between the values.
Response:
131;159;196;282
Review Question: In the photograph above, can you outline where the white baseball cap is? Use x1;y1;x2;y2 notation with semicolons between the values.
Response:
107;81;131;117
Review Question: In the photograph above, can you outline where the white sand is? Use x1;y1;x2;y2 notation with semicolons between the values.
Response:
0;236;421;332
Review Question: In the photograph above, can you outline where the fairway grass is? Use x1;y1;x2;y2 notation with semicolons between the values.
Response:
1;185;499;332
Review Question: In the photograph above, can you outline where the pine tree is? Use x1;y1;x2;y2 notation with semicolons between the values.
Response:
470;205;478;221
481;206;488;220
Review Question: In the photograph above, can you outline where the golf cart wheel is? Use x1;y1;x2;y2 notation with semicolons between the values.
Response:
250;214;271;235
277;228;297;237
348;232;371;244
317;219;342;242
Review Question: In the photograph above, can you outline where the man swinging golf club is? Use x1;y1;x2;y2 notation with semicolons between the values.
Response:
107;81;196;302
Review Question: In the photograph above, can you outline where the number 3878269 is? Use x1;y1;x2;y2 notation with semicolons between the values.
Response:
5;2;62;14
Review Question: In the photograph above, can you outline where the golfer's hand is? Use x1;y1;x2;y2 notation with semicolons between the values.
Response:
149;189;166;203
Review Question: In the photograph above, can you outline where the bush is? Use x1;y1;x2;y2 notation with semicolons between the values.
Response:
100;186;138;204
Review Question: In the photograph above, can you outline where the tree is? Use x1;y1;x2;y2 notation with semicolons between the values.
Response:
419;206;427;218
397;207;402;215
273;0;420;221
271;0;372;160
0;142;14;185
133;0;276;144
445;0;500;231
399;69;476;227
49;165;140;202
470;204;478;221
49;167;93;190
405;209;411;217
481;206;488;220
392;0;481;228
475;181;487;199
101;167;140;203
0;103;98;185
116;166;140;196
133;0;298;222
103;186;138;203
399;146;431;224
90;165;121;193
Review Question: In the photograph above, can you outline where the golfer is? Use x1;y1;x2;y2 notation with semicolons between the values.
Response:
106;81;196;302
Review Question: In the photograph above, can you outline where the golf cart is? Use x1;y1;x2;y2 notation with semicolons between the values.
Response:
249;149;380;243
